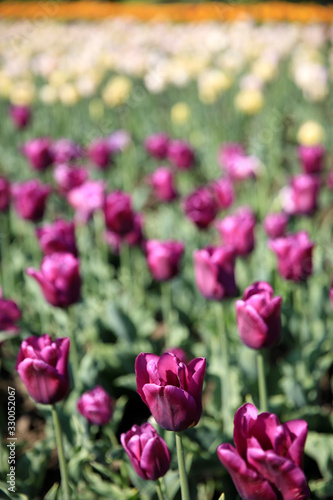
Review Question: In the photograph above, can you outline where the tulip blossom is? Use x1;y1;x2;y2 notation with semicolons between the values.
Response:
216;207;256;257
145;240;184;281
51;138;82;164
212;178;235;210
269;231;315;282
167;139;195;170
36;219;78;256
144;133;169;160
121;423;171;480
105;213;143;253
87;138;112;169
54;163;88;195
11;179;51;222
217;403;310;500
147;166;178;202
218;143;261;181
280;174;320;216
218;142;245;171
107;129;131;153
16;334;70;404
9;105;31;130
104;190;140;237
193;246;237;301
263;213;288;239
0;176;10;212
77;386;114;426
0;287;21;334
236;282;282;349
183;187;219;230
135;352;206;432
298;144;324;175
21;137;54;171
67;180;105;223
26;252;81;308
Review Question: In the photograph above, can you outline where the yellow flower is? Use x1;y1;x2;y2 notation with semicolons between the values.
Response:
235;88;264;115
252;60;277;83
58;83;79;106
39;85;58;105
102;76;132;107
297;121;325;146
171;102;191;125
9;82;35;105
198;70;232;104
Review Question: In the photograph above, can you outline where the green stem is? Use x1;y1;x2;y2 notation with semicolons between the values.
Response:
51;404;70;500
0;211;12;295
161;281;171;344
215;303;232;435
175;433;190;500
156;478;168;500
67;307;80;390
257;351;268;412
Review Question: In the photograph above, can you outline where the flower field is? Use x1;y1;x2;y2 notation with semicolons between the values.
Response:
0;13;333;500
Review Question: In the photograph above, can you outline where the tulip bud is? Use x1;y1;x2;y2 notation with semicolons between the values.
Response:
212;178;235;210
54;163;88;195
36;219;78;256
16;334;70;404
147;166;178;202
21;137;54;171
121;423;171;480
26;252;81;308
236;282;282;349
280;174;320;216
51;138;83;164
87;138;112;169
263;213;288;239
67;180;105;223
0;287;21;334
167;139;195;170
9;105;31;130
298;144;324;175
216;207;256;257
135;352;206;432
11;179;51;222
77;386;114;426
144;133;169;160
217;403;310;500
145;240;184;281
183;187;219;230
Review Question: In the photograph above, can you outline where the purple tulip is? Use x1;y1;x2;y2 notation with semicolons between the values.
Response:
105;213;144;253
9;105;31;130
67;180;105;223
147;166;178;202
216;207;256;257
77;386;114;426
269;231;315;282
218;143;261;181
87;138;112;169
217;403;310;500
121;423;171;480
193;246;237;300
162;347;188;364
212;178;235;210
183;187;219;230
236;282;282;349
51;138;82;164
11;179;51;222
36;219;78;256
167;139;195;170
263;213;288;239
298;144;324;175
26;252;81;308
16;334;70;404
217;142;245;171
330;280;333;310
280;174;320;216
104;191;137;235
145;240;184;281
0;287;21;334
21;137;54;171
0;176;10;212
135;352;206;431
54;163;88;195
144;133;169;160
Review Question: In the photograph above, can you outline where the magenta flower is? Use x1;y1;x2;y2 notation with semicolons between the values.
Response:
36;219;78;256
67;180;105;223
193;246;237;300
330;280;333;309
107;130;131;153
217;403;310;500
167;139;195;170
87;138;112;169
217;142;245;171
11;179;51;222
280;174;320;216
16;334;70;404
9;105;31;130
121;423;171;480
21;137;54;171
0;287;21;334
144;133;169;160
147;166;178;202
298;144;324;175
145;240;184;281
105;213;143;253
54;163;88;195
51;138;82;164
77;386;114;426
212;178;235;210
218;143;260;181
183;187;219;229
263;213;288;239
26;252;81;308
0;176;10;212
269;231;315;282
104;191;138;235
216;207;256;257
135;352;206;431
236;282;282;349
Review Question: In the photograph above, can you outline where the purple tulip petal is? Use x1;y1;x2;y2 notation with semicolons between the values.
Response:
233;403;258;459
140;436;171;480
17;358;62;404
236;301;269;349
135;353;160;403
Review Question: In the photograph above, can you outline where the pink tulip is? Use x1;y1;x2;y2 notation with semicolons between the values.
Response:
145;240;184;281
36;219;78;256
216;207;256;257
51;138;82;164
21;137;54;171
0;287;21;334
144;133;169;160
298;145;324;175
87;138;112;169
54;163;88;195
212;178;235;210
77;386;114;426
280;174;320;216
9;105;31;130
167;139;195;170
147;166;178;202
67;180;105;223
183;187;218;229
11;179;51;222
263;213;288;239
